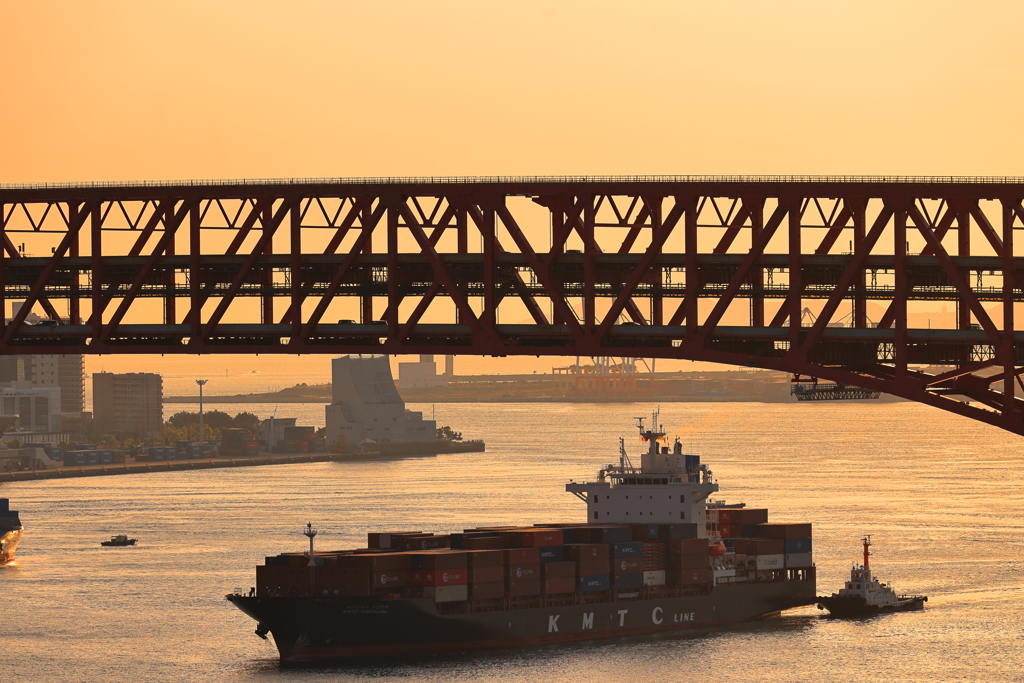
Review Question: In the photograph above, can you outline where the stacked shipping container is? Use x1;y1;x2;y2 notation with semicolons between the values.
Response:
254;514;811;608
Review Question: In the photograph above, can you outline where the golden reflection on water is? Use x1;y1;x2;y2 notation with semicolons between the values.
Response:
2;401;1022;683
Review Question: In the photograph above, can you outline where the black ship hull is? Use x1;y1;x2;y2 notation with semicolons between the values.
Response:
816;594;926;618
228;578;816;661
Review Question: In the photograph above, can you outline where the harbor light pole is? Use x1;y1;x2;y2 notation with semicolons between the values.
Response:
196;379;208;448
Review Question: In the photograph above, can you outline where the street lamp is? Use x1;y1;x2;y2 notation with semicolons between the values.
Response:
196;379;208;448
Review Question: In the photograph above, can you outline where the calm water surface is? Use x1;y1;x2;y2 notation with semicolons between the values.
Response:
3;402;1022;682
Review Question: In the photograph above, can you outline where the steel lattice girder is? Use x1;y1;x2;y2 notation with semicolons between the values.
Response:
3;175;1024;434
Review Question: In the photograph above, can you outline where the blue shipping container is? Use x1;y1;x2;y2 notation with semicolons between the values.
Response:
612;572;645;589
579;575;610;592
612;542;643;558
87;453;99;465
785;538;812;554
100;453;113;464
538;546;564;563
152;451;165;461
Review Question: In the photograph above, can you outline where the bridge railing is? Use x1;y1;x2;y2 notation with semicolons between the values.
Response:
4;174;1024;192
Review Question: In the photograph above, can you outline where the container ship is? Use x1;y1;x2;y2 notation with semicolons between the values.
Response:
0;498;23;564
226;414;816;661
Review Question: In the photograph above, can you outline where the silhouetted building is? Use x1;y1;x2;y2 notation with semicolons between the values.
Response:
92;372;163;437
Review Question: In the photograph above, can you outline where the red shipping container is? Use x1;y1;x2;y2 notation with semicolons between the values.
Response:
541;561;576;579
470;565;505;583
669;538;709;554
463;536;504;550
671;566;711;585
719;524;736;538
339;552;411;571
466;550;505;568
611;557;642;573
371;570;407;588
507;579;541;597
683;567;711;584
734;538;785;555
412;550;467;570
670;552;708;570
518;529;564;547
504;547;540;565
403;536;451;551
735;508;769;524
565;544;609;561
543;577;577;594
718;508;768;524
367;532;423;549
469;581;505;600
577;559;607;576
409;568;467;586
507;563;540;581
760;523;813;540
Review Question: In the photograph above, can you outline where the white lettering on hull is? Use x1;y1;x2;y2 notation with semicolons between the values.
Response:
582;612;594;630
548;615;559;633
617;609;628;627
672;612;697;623
651;606;663;625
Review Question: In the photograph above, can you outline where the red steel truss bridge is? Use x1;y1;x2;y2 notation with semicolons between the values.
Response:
2;175;1024;434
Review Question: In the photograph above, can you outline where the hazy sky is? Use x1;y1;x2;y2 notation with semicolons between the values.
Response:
4;1;1022;381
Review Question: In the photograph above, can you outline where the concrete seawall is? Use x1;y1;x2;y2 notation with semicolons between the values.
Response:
0;441;485;483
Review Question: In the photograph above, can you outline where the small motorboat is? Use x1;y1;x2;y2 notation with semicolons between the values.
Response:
101;534;138;547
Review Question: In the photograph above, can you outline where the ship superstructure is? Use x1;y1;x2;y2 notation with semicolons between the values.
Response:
0;498;23;564
567;413;718;526
227;414;816;661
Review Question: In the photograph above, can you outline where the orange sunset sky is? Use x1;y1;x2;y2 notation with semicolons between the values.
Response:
3;2;1023;384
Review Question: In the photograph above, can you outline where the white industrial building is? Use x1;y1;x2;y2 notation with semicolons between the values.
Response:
397;354;449;390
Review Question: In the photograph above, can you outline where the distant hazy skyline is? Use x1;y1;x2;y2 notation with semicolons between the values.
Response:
4;1;1021;380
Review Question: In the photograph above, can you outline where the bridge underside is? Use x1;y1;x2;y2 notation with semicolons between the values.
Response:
2;175;1024;434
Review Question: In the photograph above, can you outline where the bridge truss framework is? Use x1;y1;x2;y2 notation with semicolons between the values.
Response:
2;175;1024;434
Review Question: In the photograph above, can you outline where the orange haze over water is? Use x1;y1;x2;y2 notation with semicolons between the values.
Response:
4;2;1023;381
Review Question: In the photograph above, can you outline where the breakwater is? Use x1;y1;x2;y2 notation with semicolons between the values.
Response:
0;441;485;483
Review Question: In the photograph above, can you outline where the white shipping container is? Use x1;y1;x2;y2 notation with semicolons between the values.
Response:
785;552;813;568
643;570;666;586
755;554;785;570
424;585;468;603
713;568;736;579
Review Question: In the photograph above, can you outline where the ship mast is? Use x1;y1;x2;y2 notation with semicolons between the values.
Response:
862;535;871;569
304;522;318;567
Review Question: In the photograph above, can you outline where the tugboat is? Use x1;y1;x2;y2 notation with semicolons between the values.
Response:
101;534;138;547
816;536;926;617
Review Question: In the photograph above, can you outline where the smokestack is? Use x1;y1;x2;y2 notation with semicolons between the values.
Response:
445;355;454;377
